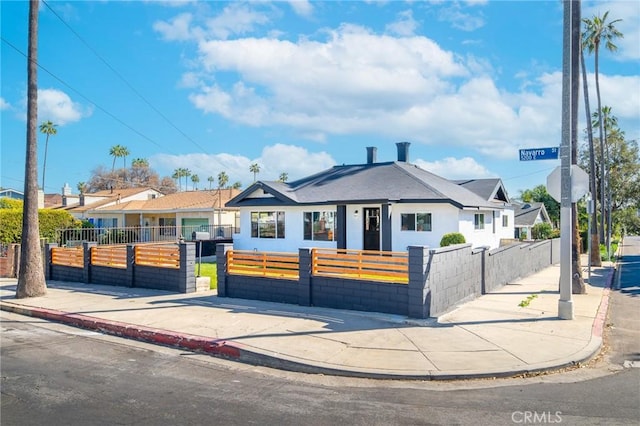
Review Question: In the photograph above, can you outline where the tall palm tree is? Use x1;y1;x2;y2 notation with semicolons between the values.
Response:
183;168;191;191
131;158;149;168
250;163;260;182
109;144;127;172
17;0;47;298
580;48;601;267
207;175;215;190
278;172;288;182
583;11;623;243
217;171;229;191
77;181;86;194
39;120;57;191
172;169;181;190
191;174;200;190
121;146;130;169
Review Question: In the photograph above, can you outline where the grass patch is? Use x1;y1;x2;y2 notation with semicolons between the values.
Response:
518;294;538;308
196;262;217;289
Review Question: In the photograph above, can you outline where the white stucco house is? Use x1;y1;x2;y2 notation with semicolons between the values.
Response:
227;142;514;253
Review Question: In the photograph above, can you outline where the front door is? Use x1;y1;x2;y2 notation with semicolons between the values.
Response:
363;207;380;251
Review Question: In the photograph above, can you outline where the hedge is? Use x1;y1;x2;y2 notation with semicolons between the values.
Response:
0;208;80;244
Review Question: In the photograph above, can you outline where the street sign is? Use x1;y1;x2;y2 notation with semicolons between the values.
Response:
519;147;559;161
546;165;589;202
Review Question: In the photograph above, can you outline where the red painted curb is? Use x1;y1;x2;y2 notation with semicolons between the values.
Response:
591;268;614;338
0;303;241;358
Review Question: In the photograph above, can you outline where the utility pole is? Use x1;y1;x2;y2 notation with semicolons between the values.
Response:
558;0;579;319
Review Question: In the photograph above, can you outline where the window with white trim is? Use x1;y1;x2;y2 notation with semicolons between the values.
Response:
474;213;485;230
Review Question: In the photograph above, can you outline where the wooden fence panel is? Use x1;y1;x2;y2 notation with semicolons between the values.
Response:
312;248;408;284
51;246;84;268
227;250;299;280
91;245;127;269
135;244;180;269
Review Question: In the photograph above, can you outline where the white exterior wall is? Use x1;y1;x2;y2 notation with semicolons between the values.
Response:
458;209;507;248
390;203;460;251
233;206;339;252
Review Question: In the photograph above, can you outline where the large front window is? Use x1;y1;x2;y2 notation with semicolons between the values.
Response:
303;211;335;241
401;213;432;232
251;211;285;238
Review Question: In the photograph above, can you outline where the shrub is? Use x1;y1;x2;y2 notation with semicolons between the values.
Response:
0;207;80;244
0;197;23;209
440;232;466;247
531;223;553;240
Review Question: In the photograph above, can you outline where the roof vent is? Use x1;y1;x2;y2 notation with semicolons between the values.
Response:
396;141;410;162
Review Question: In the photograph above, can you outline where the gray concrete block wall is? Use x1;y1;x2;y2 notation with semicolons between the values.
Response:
484;240;554;293
50;264;84;283
311;277;408;316
226;275;299;304
426;244;482;317
133;265;183;291
91;265;130;287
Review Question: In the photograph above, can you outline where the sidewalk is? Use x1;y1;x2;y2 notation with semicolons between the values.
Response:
0;260;614;380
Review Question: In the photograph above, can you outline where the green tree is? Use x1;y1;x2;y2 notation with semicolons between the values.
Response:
183;168;191;191
76;182;86;194
278;172;288;183
207;175;215;190
582;11;623;243
17;0;46;298
250;163;260;182
519;185;560;227
191;174;200;190
39;120;57;191
217;171;229;190
109;144;128;172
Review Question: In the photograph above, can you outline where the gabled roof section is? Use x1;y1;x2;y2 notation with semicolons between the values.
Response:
228;162;498;209
454;178;511;204
513;202;551;227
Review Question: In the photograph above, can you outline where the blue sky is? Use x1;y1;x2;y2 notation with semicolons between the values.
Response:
1;0;639;199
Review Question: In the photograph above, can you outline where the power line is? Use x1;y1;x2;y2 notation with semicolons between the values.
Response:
41;0;211;155
1;36;177;155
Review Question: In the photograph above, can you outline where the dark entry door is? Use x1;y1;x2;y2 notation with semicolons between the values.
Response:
363;207;380;251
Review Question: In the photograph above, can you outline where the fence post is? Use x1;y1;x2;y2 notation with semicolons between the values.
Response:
480;246;488;294
179;242;196;293
216;243;233;297
298;248;312;306
127;244;135;287
44;242;57;281
407;245;431;319
83;242;96;283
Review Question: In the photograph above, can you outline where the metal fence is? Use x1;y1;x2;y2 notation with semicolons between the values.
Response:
56;225;237;247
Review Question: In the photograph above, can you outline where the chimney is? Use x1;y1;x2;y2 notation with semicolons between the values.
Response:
366;146;377;164
62;183;72;196
79;194;85;206
396;141;410;162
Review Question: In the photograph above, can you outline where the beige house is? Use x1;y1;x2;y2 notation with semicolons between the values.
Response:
75;189;241;241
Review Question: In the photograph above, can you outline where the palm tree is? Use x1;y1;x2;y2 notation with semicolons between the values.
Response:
172;169;181;190
121;146;130;169
207;176;215;190
580;47;601;267
250;163;260;182
217;171;229;191
109;144;127;172
191;174;200;190
278;172;288;182
131;158;148;168
77;182;86;194
17;0;47;298
39;120;57;191
583;11;623;243
183;168;191;191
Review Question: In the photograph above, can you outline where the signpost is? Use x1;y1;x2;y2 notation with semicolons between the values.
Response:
519;147;559;161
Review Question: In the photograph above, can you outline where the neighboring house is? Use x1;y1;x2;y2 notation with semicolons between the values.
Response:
0;188;24;200
61;187;164;225
78;189;241;240
513;202;552;240
227;142;514;253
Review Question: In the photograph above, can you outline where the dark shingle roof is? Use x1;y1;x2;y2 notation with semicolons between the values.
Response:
228;162;499;209
513;202;549;227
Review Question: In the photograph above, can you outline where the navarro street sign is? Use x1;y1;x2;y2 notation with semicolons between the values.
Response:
519;147;559;161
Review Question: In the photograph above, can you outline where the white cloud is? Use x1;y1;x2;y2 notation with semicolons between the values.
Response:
153;12;196;41
386;10;419;36
37;89;92;125
583;1;640;62
437;3;485;32
414;157;494;180
288;0;313;18
150;143;336;187
0;97;10;110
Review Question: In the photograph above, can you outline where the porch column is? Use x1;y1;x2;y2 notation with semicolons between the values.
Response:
336;205;347;250
381;203;392;251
